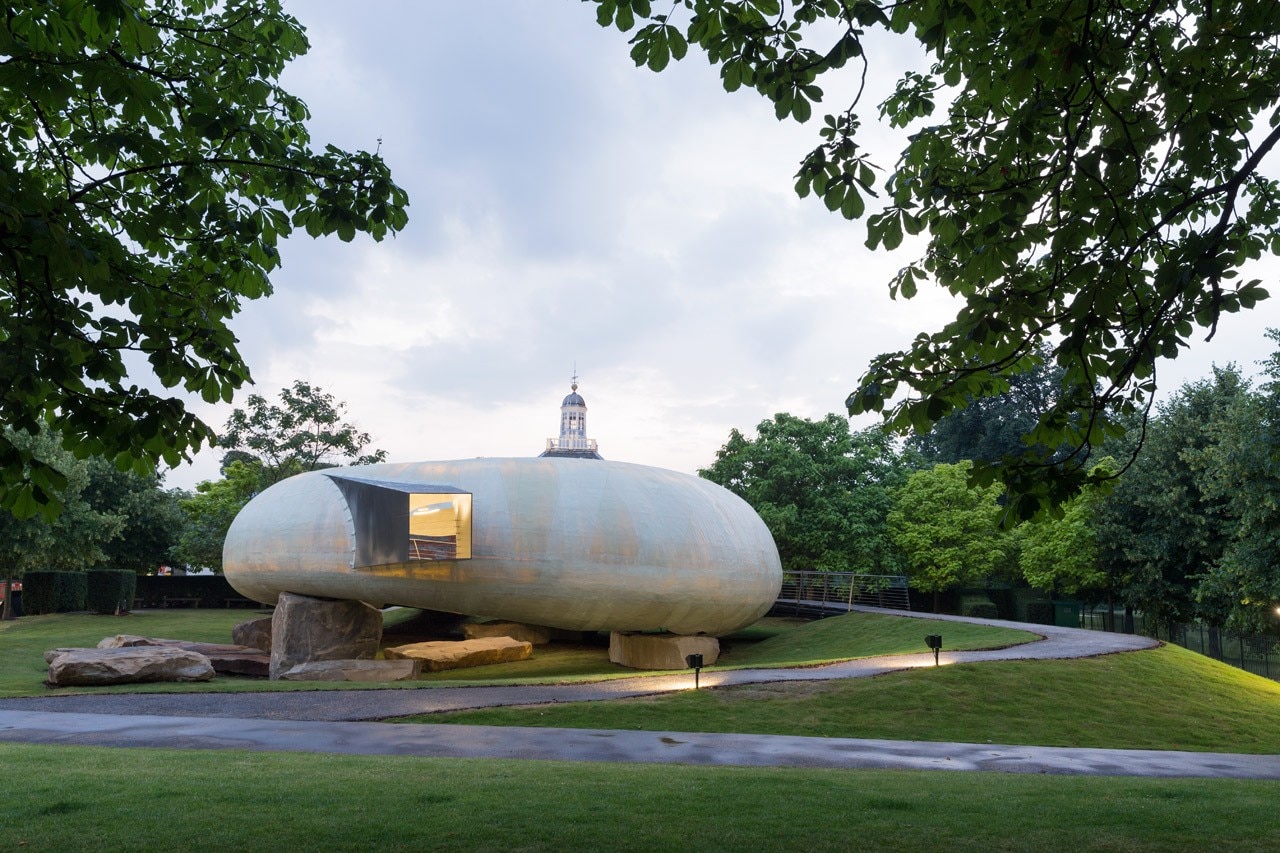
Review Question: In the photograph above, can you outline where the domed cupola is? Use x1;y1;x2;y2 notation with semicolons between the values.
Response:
541;372;602;459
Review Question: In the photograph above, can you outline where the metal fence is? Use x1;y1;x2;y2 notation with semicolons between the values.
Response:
774;572;911;615
1081;605;1280;682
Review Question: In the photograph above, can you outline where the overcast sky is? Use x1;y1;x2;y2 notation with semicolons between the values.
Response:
166;2;1280;489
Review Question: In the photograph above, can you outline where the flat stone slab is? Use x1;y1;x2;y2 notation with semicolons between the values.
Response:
95;636;269;677
46;647;215;687
384;637;532;671
277;659;421;682
462;621;553;645
609;632;720;670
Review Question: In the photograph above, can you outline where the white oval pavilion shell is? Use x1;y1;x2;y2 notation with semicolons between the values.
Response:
223;457;782;636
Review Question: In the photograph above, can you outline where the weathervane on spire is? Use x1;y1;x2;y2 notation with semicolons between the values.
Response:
571;363;579;392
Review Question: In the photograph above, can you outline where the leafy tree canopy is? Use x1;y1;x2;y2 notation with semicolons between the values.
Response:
592;0;1280;516
80;459;187;574
0;1;409;520
1019;461;1112;598
1185;331;1280;631
220;380;388;487
887;460;1012;608
699;412;912;573
0;428;122;618
1094;365;1251;635
911;345;1065;466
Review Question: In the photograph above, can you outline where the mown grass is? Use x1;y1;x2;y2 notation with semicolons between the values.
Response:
411;643;1280;753
720;611;1036;667
2;743;1278;852
0;610;1036;696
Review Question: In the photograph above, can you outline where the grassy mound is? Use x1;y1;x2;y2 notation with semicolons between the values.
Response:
413;643;1280;753
720;611;1037;668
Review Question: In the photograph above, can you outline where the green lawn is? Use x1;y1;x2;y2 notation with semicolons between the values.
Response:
3;743;1278;852
410;643;1280;754
0;610;1035;696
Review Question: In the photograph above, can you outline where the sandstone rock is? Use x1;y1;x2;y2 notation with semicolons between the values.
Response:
196;648;269;677
384;637;533;671
232;616;272;652
98;635;184;648
608;632;720;670
94;635;270;677
44;648;80;664
462;621;553;645
276;659;421;682
46;647;215;687
269;592;383;679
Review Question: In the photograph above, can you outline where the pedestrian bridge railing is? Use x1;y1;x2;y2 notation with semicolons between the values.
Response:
774;572;911;616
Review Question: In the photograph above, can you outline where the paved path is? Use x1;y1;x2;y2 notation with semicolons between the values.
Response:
5;710;1279;778
9;607;1255;778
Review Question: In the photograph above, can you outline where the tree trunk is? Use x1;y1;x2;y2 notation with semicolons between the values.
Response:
1208;626;1223;660
1104;590;1115;632
1;568;13;621
932;589;940;613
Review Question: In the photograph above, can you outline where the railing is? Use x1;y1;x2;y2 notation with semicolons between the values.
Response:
545;437;599;452
1081;605;1280;683
774;572;911;615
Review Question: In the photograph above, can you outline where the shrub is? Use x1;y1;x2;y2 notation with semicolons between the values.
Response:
23;571;87;614
963;602;999;620
1025;601;1056;625
86;570;138;615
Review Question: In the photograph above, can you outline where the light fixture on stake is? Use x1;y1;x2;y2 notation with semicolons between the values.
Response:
686;653;704;689
925;634;943;666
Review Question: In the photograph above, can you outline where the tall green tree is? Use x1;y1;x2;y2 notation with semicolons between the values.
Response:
220;380;389;488
80;460;187;574
1019;466;1111;599
1189;332;1280;632
700;413;912;574
591;0;1280;513
887;461;1012;610
0;1;409;520
0;429;122;619
1094;367;1251;637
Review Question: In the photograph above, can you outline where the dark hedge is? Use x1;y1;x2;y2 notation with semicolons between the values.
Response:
86;570;137;614
23;571;87;614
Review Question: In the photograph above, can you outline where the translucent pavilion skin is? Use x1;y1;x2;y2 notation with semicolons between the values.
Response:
223;458;783;636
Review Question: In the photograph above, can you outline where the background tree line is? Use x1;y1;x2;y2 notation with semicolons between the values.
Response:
702;334;1280;637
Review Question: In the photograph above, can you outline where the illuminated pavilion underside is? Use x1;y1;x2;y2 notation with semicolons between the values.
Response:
223;458;782;637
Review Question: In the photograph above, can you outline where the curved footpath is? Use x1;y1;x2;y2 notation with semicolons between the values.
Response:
3;607;1277;778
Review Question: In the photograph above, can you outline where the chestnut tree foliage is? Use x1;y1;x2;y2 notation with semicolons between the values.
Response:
0;1;409;519
591;0;1280;516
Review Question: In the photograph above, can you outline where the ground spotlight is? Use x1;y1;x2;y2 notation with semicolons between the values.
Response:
686;653;704;689
925;634;943;666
